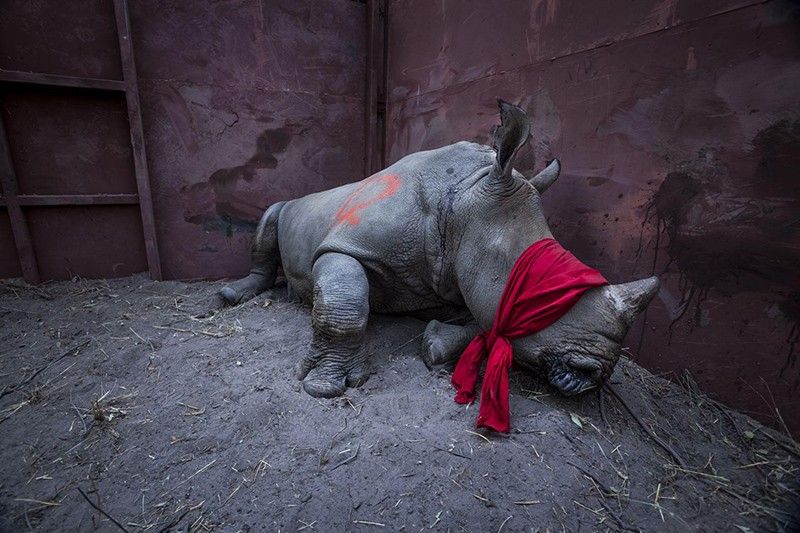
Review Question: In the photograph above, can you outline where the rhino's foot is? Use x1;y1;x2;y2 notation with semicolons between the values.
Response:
422;320;455;368
422;320;481;369
296;352;369;398
299;252;371;398
219;270;271;306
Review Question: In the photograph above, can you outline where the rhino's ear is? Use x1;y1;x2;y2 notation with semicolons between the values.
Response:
528;159;560;193
488;100;531;191
606;276;660;326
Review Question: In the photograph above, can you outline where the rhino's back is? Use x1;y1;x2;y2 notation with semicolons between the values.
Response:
277;141;494;309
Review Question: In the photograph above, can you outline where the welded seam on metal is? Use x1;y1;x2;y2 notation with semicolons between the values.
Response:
364;0;379;176
0;114;40;283
381;0;390;168
0;69;126;92
15;194;140;206
364;0;391;174
113;0;163;281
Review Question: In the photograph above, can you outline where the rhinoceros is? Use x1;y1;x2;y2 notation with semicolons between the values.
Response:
220;101;659;401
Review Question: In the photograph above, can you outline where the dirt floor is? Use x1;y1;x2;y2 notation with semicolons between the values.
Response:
0;276;798;532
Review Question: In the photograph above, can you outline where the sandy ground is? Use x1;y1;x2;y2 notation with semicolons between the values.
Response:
0;275;798;532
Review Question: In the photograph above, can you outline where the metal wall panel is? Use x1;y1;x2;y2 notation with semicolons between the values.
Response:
128;0;367;280
26;205;147;280
1;86;136;196
0;0;123;80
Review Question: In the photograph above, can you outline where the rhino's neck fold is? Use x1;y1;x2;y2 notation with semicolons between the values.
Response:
440;165;553;329
454;229;552;330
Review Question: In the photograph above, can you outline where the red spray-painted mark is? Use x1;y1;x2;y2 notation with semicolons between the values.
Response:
334;173;401;226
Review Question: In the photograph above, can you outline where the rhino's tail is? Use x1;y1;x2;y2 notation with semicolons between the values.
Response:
219;201;286;306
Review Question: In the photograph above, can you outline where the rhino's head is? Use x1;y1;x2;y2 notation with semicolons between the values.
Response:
513;278;659;395
452;100;659;396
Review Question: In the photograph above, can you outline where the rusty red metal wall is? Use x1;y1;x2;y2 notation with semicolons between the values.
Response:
385;0;800;435
129;1;366;280
0;0;366;281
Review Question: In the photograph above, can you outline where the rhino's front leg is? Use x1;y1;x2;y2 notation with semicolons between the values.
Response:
296;252;370;398
422;320;481;368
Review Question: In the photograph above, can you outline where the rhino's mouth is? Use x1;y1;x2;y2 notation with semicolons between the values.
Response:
548;354;604;397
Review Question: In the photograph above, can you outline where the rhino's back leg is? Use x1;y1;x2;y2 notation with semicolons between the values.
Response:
422;320;481;368
219;201;286;306
297;252;370;398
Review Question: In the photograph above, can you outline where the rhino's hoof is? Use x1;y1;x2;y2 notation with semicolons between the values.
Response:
422;320;450;368
219;286;240;306
219;272;270;307
303;376;347;398
345;365;369;388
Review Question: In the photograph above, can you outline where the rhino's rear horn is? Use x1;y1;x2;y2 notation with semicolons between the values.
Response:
489;100;531;190
528;159;561;193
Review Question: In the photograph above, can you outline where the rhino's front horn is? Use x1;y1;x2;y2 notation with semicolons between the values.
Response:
528;159;560;193
607;276;660;326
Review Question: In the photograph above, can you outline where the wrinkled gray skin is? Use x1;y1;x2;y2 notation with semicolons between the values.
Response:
220;101;659;403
